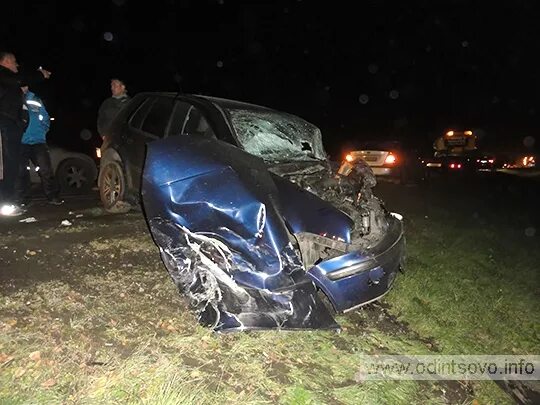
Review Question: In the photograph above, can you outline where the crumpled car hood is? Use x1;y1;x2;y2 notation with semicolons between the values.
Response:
141;135;400;331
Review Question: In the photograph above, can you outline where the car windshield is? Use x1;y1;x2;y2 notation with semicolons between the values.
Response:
227;108;327;162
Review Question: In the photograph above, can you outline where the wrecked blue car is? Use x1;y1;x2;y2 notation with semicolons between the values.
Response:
98;93;405;331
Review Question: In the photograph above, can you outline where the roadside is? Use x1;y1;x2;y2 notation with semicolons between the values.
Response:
1;174;538;404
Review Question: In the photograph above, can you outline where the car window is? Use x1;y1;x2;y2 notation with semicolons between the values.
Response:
167;101;192;136
140;97;175;138
182;106;216;138
129;98;154;130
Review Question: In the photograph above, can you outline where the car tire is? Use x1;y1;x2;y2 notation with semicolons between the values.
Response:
56;158;96;193
317;289;337;314
98;160;131;213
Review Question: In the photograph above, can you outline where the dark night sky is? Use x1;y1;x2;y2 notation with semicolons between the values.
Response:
2;0;538;158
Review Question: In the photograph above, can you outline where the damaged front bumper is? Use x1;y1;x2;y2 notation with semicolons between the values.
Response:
306;217;404;312
141;136;405;332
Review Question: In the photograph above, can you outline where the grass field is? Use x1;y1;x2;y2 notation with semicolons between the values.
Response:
1;178;537;404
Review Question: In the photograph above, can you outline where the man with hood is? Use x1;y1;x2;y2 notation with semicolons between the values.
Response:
16;86;62;205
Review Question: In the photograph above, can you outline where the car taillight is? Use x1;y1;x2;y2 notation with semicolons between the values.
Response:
385;153;397;164
449;163;462;169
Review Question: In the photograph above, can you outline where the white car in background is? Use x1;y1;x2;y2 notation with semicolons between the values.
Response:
339;140;423;184
29;146;98;193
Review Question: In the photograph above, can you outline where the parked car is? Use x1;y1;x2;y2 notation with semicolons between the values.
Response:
28;145;98;193
423;151;498;179
99;92;405;332
338;139;423;183
474;154;497;172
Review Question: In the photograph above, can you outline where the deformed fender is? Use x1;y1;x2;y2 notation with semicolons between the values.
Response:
141;136;339;331
149;218;339;331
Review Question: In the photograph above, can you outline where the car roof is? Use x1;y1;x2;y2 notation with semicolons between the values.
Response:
134;92;274;112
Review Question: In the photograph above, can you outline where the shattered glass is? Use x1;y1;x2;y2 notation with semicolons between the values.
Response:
228;109;327;162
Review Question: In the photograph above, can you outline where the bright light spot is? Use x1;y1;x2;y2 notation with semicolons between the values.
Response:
359;94;369;104
345;154;354;162
50;117;55;121
390;212;403;221
525;227;536;237
35;166;40;172
103;32;114;42
461;40;469;47
95;148;102;159
385;154;397;164
389;90;399;99
1;205;17;216
446;131;454;136
38;114;44;121
368;63;378;74
523;136;535;148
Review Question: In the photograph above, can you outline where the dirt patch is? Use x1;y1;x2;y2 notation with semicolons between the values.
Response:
345;302;440;352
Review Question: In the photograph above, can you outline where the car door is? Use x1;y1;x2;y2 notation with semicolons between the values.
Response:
123;96;175;187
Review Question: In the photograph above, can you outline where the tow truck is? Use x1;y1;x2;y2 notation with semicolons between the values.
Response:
423;130;494;178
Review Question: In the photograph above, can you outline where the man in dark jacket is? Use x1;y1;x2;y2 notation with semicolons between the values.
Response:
97;78;130;140
0;51;51;216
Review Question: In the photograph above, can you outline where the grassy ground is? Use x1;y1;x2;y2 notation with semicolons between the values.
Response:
1;178;537;404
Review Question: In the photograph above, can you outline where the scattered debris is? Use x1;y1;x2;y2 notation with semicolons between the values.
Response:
29;351;41;361
41;378;57;388
19;217;37;223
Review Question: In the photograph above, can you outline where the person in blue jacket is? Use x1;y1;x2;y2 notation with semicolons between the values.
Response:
16;86;63;205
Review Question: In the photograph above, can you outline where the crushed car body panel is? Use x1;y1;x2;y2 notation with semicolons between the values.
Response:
141;105;405;332
142;136;339;331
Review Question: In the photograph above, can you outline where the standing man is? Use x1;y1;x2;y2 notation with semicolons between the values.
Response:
97;78;130;141
16;86;63;205
0;51;51;216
